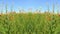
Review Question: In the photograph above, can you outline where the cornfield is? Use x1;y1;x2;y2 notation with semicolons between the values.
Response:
0;12;60;34
0;0;60;34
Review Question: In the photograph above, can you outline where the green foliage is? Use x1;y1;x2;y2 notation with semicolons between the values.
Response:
0;13;60;34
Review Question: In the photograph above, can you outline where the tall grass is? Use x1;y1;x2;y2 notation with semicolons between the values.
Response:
0;12;60;34
0;1;60;34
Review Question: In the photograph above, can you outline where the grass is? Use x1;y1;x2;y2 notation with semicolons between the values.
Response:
0;12;60;34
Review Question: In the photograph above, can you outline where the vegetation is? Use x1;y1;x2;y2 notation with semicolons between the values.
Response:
0;12;60;34
0;0;60;34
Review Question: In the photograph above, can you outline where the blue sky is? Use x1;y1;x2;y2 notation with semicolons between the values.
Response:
0;0;60;13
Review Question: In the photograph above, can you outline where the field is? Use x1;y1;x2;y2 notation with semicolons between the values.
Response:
0;12;60;34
